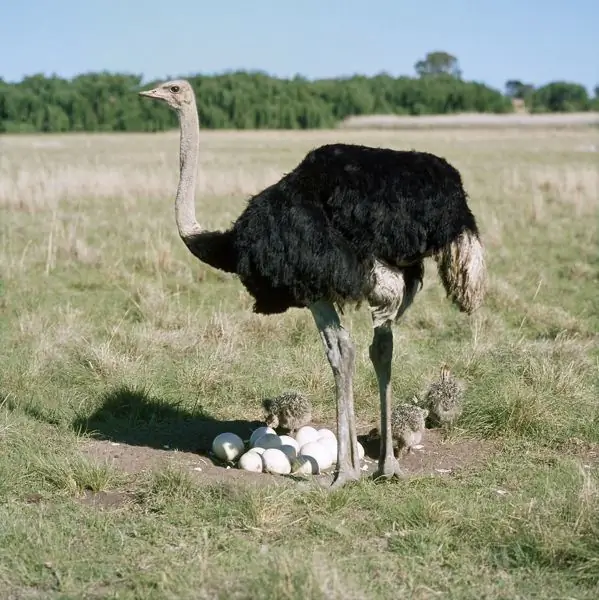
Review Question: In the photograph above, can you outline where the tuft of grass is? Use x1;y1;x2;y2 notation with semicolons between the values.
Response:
459;336;598;443
31;454;124;495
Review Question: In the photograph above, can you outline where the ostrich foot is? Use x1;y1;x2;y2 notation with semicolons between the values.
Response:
319;465;361;490
373;457;405;481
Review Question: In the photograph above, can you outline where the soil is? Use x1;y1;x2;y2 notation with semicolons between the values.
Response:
80;420;497;492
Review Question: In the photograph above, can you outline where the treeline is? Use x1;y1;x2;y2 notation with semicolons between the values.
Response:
1;71;597;133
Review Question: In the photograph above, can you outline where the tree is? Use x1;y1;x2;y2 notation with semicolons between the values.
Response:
531;81;590;112
1;68;577;133
415;52;462;79
505;80;535;99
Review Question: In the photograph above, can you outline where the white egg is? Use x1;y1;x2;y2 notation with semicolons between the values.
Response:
238;451;264;473
295;426;319;447
250;427;276;447
280;444;297;460
291;455;319;475
211;432;245;462
317;428;337;442
357;441;365;461
253;433;282;450
278;435;299;452
300;441;333;471
318;437;338;463
248;446;265;455
262;448;291;475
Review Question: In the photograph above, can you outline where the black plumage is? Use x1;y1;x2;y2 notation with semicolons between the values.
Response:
193;143;480;315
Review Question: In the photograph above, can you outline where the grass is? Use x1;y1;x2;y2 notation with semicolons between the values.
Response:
0;125;598;598
339;111;599;129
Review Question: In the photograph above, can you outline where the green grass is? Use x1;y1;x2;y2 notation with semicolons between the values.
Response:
0;127;598;598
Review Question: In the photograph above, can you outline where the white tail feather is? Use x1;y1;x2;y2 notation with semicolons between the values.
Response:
434;230;487;314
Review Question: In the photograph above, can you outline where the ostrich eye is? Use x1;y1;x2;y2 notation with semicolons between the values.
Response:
170;85;180;93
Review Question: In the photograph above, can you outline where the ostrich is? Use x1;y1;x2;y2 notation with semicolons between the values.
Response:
367;401;429;456
262;391;312;433
138;80;487;489
422;365;465;429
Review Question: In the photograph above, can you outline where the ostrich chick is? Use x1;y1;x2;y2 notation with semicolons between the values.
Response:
262;391;312;432
423;365;465;428
368;401;428;456
390;403;429;454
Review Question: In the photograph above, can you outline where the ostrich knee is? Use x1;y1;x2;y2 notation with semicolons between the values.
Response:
369;324;393;381
336;327;356;374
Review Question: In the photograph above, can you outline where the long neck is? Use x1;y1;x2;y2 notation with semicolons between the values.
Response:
174;97;237;275
175;100;202;239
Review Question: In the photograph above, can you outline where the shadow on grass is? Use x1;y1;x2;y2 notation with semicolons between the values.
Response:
72;385;264;454
353;429;378;460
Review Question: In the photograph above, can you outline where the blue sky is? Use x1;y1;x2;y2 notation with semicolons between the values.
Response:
1;0;597;92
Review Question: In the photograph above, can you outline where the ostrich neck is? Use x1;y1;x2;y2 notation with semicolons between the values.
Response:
175;102;202;239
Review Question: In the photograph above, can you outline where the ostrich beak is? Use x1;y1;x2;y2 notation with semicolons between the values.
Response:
138;88;158;98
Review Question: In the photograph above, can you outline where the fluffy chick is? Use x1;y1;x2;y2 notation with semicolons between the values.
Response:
423;365;465;428
262;391;312;432
390;402;429;454
368;400;428;456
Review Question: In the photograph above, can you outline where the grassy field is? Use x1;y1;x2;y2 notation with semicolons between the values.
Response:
340;112;599;130
0;125;598;599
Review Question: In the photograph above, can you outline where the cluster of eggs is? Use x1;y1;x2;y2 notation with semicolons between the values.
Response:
211;425;365;475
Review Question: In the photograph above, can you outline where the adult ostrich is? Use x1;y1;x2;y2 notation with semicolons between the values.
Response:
138;80;487;489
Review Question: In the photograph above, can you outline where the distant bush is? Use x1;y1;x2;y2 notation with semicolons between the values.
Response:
0;71;514;133
530;82;591;113
0;71;595;133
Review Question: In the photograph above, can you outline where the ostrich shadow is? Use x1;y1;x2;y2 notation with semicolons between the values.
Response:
72;386;264;455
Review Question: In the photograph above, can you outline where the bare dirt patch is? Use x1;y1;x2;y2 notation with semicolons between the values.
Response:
77;489;132;510
555;438;599;465
358;428;494;475
81;423;496;488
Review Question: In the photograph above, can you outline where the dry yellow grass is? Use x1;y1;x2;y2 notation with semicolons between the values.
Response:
1;128;596;273
340;112;599;129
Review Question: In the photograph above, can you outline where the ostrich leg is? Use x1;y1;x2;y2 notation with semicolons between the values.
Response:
310;301;361;488
369;322;403;479
368;263;423;480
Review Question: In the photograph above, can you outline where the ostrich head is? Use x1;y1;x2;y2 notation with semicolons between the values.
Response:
138;79;194;111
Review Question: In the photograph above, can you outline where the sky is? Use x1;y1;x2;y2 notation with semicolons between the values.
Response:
1;0;597;93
